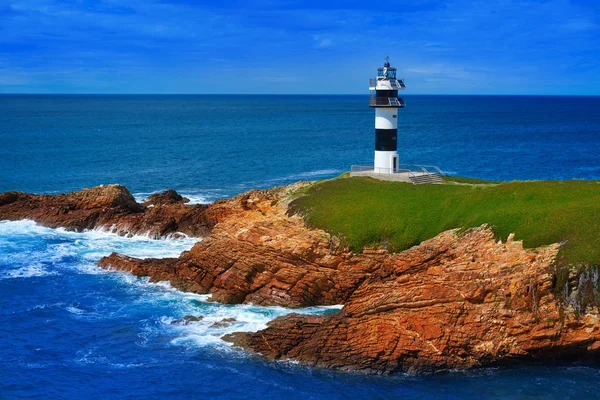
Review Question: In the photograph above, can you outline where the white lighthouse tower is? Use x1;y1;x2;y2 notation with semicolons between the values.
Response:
369;57;406;173
351;59;443;183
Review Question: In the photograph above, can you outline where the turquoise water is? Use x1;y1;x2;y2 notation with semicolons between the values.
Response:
1;95;600;399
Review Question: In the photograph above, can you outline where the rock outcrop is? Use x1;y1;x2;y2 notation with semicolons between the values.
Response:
144;189;190;206
224;228;595;374
171;315;204;325
98;184;380;307
3;182;600;374
0;185;217;238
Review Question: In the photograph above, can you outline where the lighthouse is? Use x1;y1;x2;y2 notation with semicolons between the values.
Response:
369;57;406;173
351;59;443;183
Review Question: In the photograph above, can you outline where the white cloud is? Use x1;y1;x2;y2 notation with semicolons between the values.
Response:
313;36;333;48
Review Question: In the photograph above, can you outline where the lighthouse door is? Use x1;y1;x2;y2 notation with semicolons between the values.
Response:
392;155;398;172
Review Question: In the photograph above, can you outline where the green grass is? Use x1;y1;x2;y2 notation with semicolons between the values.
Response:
289;177;600;266
444;176;500;185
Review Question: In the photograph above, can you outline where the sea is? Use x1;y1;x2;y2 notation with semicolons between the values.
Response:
1;94;600;399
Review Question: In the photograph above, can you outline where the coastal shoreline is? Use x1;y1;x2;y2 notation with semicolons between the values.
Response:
2;178;600;374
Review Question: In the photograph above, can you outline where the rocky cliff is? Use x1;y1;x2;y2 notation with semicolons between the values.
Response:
2;182;599;374
224;228;598;374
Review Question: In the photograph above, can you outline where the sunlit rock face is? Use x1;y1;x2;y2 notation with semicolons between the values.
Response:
98;183;380;307
224;227;598;374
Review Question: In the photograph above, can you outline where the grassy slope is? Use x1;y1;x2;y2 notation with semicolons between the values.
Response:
289;177;600;266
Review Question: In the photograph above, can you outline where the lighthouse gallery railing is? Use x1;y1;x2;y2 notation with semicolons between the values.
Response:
369;97;406;107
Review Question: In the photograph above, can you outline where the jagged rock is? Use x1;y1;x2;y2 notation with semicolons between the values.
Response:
0;191;21;206
210;318;237;328
171;315;204;325
223;228;597;374
144;189;190;206
69;184;143;212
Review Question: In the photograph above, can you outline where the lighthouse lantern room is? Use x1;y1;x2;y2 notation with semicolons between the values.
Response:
369;57;406;173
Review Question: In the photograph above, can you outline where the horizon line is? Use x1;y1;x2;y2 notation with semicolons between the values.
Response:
1;93;600;97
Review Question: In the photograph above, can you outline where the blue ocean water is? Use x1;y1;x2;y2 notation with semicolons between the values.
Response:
1;95;600;399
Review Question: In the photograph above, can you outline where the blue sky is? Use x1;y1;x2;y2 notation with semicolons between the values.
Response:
1;0;599;94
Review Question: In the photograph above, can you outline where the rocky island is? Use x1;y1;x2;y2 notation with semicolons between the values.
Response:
1;177;599;374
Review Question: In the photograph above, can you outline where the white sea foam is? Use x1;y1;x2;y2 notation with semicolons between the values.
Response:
0;263;58;279
74;349;109;365
0;220;198;259
0;219;54;237
182;194;212;205
110;277;342;350
165;299;339;350
0;220;198;282
65;306;86;315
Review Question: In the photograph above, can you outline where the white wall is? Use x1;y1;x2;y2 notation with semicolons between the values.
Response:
375;108;398;130
374;151;398;173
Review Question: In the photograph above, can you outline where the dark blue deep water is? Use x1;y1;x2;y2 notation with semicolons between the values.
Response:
1;95;600;399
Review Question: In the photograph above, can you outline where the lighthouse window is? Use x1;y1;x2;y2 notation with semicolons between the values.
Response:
393;115;397;118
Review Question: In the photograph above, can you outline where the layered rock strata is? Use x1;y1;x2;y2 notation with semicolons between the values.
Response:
225;229;597;373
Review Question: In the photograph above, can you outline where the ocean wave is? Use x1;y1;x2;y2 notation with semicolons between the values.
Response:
0;219;190;242
0;219;56;237
0;219;198;292
181;194;212;205
0;220;198;261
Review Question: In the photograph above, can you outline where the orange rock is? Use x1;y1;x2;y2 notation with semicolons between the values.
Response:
223;224;600;374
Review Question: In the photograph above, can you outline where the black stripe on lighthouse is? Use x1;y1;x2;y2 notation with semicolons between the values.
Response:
375;129;397;151
375;89;398;98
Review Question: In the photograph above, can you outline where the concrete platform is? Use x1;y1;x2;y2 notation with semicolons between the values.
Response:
350;170;444;184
